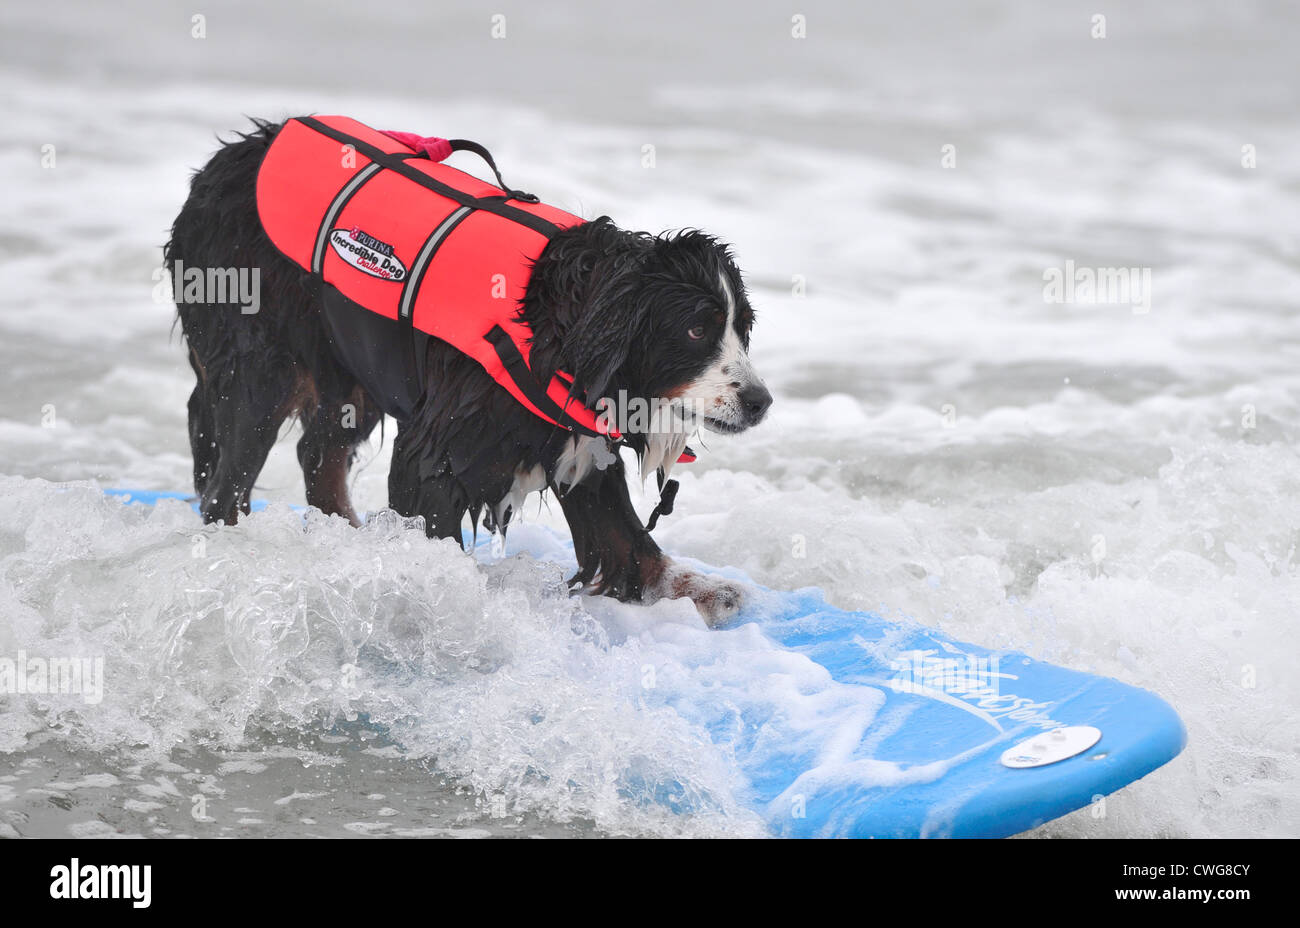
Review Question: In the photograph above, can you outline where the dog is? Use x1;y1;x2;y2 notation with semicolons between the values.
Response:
166;117;771;625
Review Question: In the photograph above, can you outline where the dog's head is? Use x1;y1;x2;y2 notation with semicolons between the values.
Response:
541;220;772;442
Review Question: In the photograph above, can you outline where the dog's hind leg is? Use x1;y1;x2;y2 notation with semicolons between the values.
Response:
296;387;381;526
198;363;301;525
185;347;219;498
187;384;218;498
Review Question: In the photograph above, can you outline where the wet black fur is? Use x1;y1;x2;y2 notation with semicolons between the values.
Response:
166;117;756;602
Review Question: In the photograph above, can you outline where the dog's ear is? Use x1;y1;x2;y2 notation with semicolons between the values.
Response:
560;247;650;403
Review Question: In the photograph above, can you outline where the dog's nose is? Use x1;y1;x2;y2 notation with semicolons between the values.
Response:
740;382;772;422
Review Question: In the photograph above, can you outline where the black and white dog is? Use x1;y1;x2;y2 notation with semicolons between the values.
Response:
167;119;771;624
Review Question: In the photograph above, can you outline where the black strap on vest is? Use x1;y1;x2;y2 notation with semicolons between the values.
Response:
484;325;604;439
446;139;541;203
296;117;556;236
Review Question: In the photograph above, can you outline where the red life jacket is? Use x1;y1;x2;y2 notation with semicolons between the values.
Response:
255;115;617;439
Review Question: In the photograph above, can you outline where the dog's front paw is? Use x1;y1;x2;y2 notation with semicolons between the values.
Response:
692;578;746;627
655;562;747;628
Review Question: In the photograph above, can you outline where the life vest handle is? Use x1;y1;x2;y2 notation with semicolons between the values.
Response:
381;129;542;204
447;139;541;204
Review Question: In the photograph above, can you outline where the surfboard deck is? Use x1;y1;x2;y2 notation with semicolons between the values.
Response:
102;488;1187;837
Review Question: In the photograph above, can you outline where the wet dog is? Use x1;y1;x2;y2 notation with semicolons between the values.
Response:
167;119;771;624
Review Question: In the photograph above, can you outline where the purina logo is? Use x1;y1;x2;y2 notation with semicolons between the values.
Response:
329;226;407;281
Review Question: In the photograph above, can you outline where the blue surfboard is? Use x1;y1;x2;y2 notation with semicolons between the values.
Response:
103;487;1186;837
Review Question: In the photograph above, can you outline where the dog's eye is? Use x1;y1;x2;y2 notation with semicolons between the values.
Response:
687;325;706;340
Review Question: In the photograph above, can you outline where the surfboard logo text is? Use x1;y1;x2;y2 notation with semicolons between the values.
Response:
888;649;1065;732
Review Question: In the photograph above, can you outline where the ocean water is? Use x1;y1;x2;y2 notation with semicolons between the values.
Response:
0;0;1297;838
